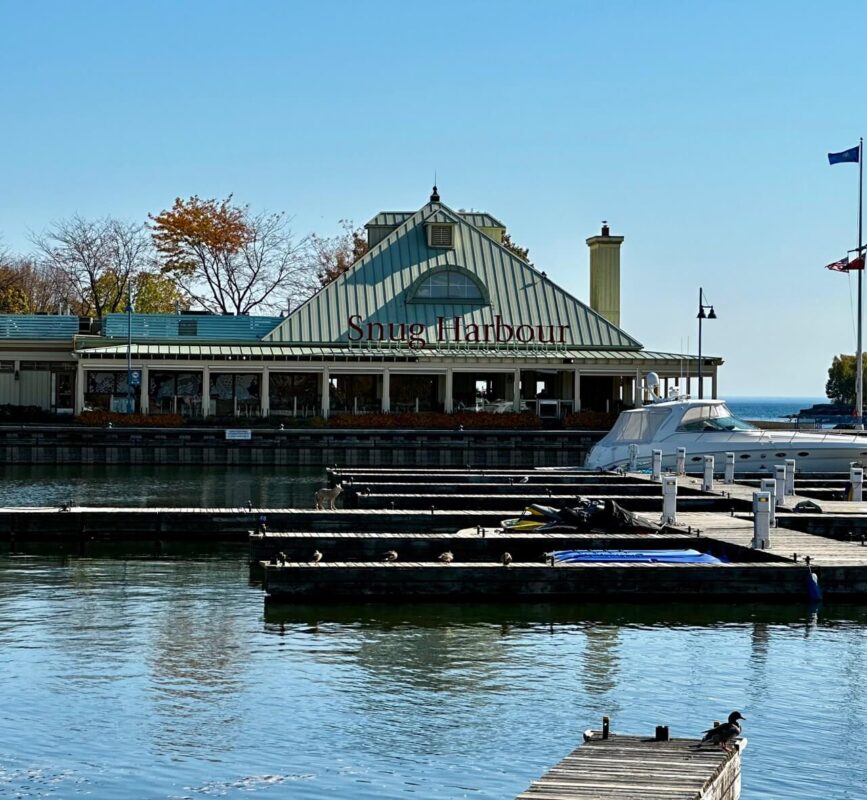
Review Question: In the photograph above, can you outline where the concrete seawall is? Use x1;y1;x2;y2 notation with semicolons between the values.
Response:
0;426;603;467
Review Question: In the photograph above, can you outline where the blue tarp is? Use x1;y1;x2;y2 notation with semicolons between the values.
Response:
551;549;723;564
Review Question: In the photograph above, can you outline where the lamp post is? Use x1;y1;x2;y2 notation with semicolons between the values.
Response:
696;287;716;399
126;284;133;414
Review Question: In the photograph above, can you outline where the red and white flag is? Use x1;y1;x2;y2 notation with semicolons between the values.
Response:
826;257;849;271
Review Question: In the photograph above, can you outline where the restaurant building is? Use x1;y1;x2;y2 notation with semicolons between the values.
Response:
0;190;721;418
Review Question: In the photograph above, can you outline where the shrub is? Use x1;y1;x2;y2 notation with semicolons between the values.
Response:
563;410;617;429
326;411;542;429
77;411;185;427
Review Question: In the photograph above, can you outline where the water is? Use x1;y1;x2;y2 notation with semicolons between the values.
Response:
725;396;825;422
0;465;325;508
1;554;866;799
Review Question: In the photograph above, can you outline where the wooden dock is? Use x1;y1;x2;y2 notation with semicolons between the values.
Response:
517;729;745;800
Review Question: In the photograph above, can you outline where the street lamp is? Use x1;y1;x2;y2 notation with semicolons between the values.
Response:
126;284;133;414
696;287;716;399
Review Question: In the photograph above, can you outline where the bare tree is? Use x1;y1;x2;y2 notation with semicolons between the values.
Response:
150;196;308;314
33;216;152;317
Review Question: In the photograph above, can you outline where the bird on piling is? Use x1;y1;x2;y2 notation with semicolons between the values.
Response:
383;549;398;562
277;551;288;566
438;551;454;564
701;711;745;752
501;552;513;566
311;550;323;564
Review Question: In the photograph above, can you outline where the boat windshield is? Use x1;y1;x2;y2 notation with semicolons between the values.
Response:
604;407;671;443
676;403;756;432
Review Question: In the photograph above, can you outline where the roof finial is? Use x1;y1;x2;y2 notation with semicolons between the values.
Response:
431;172;440;202
601;220;610;236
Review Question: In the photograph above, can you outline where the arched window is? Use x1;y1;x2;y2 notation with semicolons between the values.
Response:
411;270;485;302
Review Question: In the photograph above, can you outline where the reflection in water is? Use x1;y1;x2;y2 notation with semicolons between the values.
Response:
3;560;867;799
0;464;325;508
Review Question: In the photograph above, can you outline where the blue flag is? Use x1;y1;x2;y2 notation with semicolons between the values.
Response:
829;145;860;165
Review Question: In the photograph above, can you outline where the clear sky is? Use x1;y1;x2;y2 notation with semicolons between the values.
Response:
1;0;865;396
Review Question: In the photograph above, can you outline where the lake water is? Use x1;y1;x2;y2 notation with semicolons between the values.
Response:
0;554;866;799
725;396;825;422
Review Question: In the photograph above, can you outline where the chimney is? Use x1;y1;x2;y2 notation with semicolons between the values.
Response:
586;221;624;328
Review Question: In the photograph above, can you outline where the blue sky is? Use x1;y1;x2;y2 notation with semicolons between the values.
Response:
1;0;865;396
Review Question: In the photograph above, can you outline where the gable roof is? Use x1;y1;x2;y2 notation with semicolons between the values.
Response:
267;201;640;349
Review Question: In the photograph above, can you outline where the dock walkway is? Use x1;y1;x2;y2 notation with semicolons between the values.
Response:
517;731;744;800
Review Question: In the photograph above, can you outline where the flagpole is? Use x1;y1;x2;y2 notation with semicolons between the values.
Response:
858;136;864;428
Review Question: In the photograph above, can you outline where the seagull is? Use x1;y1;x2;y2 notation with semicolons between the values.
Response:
311;550;323;564
501;552;513;566
438;551;454;564
383;549;398;562
701;711;745;752
517;476;529;484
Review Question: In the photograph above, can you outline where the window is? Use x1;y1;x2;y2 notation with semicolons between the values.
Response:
676;403;755;432
413;271;483;301
178;320;198;336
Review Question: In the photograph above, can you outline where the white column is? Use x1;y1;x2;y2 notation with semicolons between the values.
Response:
260;369;269;417
633;368;642;406
201;366;211;417
321;368;330;418
513;368;521;411
381;369;390;412
573;369;581;412
140;365;150;414
444;368;454;413
74;361;85;415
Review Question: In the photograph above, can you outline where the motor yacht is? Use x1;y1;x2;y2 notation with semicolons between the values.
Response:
584;379;867;474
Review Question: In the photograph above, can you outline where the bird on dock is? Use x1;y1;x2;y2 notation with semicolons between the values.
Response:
383;549;398;562
438;550;454;564
311;550;323;564
501;552;513;566
517;475;529;484
277;551;288;565
701;711;745;752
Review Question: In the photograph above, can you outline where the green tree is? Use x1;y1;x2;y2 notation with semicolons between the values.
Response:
825;354;866;405
132;272;187;313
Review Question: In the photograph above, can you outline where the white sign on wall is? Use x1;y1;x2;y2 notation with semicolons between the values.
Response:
225;429;252;441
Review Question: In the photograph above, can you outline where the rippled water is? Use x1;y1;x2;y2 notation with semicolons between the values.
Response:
0;555;866;799
0;465;324;508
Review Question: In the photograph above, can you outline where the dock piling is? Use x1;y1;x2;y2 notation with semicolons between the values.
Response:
676;446;686;476
761;477;777;526
785;459;797;496
661;475;677;525
752;491;771;549
850;465;864;502
703;455;715;492
774;465;786;507
725;452;735;484
651;449;662;481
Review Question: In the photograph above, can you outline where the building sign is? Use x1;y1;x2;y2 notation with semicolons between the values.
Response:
129;370;141;387
347;315;569;350
225;429;252;440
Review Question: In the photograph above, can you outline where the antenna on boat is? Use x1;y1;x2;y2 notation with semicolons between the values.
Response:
646;372;661;403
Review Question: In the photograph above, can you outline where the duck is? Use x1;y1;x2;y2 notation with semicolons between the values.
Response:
701;711;745;752
438;551;454;564
383;549;398;562
311;550;323;564
501;552;513;566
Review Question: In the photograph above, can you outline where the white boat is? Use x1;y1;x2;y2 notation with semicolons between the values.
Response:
584;387;867;474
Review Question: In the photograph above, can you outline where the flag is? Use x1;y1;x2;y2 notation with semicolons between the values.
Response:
829;145;860;165
826;256;864;271
827;256;852;271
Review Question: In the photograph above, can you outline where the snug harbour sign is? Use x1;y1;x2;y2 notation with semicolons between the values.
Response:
348;315;569;350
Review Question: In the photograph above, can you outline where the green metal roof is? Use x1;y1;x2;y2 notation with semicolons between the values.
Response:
75;341;721;366
270;202;641;350
366;210;505;229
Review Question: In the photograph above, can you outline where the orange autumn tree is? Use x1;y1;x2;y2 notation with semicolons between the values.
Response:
150;195;307;314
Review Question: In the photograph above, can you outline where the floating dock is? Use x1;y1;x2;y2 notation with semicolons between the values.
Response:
517;726;745;800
